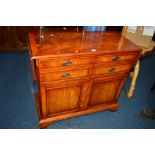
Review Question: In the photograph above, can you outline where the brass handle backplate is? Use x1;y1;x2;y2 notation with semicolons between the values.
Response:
112;56;120;61
62;60;72;66
61;73;71;78
108;67;116;73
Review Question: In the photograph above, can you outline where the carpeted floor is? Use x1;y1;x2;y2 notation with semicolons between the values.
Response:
0;51;155;129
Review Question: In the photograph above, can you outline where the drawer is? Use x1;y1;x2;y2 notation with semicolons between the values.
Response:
92;64;131;76
38;57;91;69
40;69;89;82
95;54;136;64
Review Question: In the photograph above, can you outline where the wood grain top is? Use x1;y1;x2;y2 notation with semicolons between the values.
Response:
28;30;142;59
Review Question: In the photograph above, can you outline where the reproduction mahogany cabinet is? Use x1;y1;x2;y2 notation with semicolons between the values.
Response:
28;29;141;128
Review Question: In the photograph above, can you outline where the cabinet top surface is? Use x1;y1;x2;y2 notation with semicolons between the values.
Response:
28;30;141;59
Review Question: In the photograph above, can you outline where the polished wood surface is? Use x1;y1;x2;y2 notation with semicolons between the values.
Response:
94;53;136;64
28;30;141;128
39;69;89;82
38;56;91;69
46;84;81;115
89;77;123;106
92;64;131;76
29;31;141;59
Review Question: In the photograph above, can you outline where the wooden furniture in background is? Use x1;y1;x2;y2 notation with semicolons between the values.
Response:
0;26;36;51
122;26;155;98
28;29;141;128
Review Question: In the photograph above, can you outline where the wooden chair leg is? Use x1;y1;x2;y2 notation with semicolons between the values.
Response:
127;60;140;98
129;71;134;78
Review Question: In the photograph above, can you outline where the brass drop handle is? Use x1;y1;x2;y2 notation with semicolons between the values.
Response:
112;56;120;61
108;67;116;73
62;60;72;66
61;73;71;78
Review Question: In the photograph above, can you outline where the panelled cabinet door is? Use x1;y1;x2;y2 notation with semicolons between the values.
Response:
89;76;125;106
40;83;84;117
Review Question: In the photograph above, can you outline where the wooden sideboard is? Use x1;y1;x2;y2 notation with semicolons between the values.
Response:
28;29;141;128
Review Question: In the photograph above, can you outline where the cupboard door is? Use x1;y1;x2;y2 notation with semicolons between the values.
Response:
89;77;124;106
40;83;83;117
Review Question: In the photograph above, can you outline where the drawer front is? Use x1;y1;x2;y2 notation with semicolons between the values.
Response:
38;57;91;69
92;64;131;76
95;54;136;64
40;69;89;82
